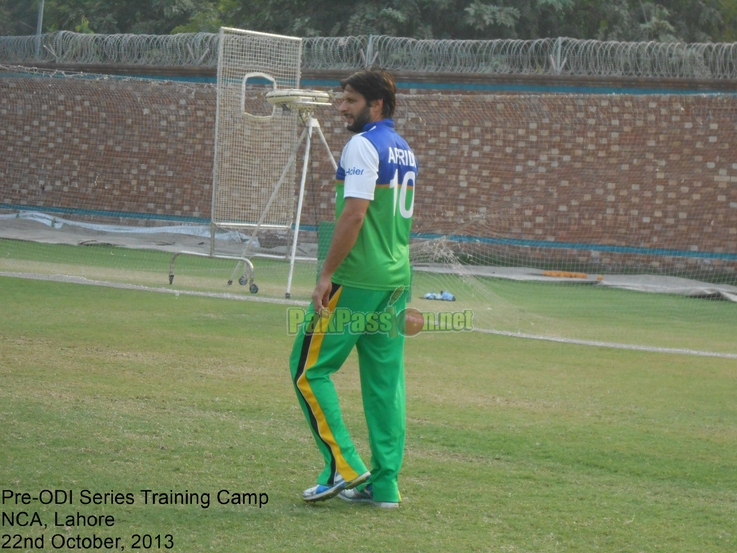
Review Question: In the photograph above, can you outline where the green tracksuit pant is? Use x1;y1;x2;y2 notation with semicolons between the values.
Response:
289;283;406;504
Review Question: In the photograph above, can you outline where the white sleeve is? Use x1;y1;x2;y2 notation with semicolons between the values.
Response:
340;135;379;200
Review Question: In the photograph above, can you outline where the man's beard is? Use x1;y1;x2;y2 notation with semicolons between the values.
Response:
346;105;372;133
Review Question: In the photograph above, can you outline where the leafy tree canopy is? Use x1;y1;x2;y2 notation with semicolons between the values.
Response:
2;0;735;42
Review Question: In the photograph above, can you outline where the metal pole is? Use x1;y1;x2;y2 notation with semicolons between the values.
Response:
35;0;45;61
366;35;374;69
209;221;215;257
285;116;316;299
211;28;225;254
315;124;337;172
227;125;309;285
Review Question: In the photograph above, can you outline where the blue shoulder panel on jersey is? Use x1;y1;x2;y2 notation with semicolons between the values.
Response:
335;119;418;185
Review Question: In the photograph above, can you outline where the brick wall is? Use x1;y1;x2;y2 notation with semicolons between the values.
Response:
1;76;215;222
1;72;735;276
302;91;737;276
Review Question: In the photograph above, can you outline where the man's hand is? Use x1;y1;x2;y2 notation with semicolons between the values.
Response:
313;273;333;315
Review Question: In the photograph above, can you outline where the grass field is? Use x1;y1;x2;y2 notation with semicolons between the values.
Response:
3;238;737;356
0;239;320;300
1;275;735;552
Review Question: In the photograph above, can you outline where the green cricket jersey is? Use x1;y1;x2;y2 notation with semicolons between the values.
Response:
332;119;417;291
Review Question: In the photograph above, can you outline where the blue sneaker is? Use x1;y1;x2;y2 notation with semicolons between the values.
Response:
338;485;400;508
302;471;370;503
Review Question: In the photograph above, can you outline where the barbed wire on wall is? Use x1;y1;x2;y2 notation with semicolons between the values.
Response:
0;32;220;67
1;31;737;79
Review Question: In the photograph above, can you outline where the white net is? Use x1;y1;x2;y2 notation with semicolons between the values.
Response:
294;91;737;354
1;62;736;354
212;28;302;229
396;93;737;286
0;63;317;299
295;92;737;291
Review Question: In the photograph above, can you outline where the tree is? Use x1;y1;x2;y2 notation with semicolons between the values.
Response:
661;0;724;42
1;0;42;36
0;0;215;37
2;0;735;42
718;0;737;41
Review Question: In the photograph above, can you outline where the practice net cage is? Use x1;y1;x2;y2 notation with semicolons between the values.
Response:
1;42;736;355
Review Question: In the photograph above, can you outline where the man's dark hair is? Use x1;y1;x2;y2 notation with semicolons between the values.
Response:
340;69;396;119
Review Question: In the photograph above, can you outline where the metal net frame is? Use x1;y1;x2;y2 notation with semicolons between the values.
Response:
212;28;302;230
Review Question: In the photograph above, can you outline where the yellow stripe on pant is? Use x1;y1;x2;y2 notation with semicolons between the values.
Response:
295;287;361;482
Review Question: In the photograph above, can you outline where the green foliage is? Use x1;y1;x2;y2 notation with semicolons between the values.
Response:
74;15;94;34
0;0;40;35
639;3;679;41
464;2;521;36
1;0;208;35
563;0;638;41
1;0;736;42
719;0;737;41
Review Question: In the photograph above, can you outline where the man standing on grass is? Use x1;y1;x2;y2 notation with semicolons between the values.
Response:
289;68;417;509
